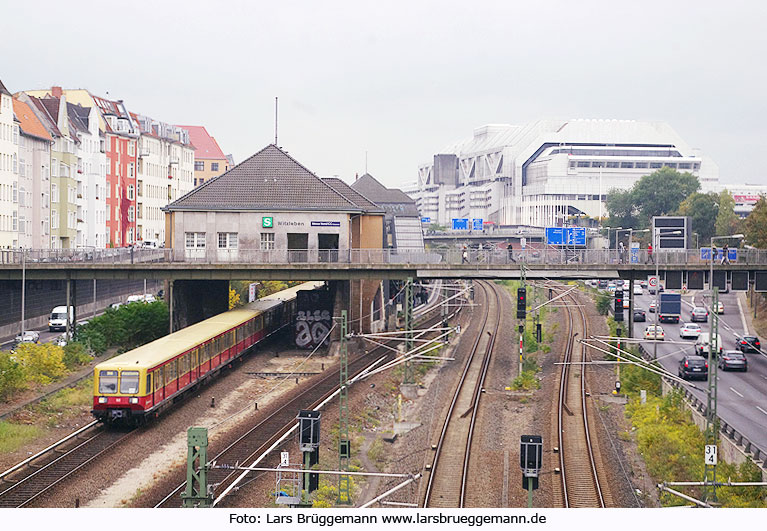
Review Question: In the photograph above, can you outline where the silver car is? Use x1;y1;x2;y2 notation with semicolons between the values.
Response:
679;323;701;339
15;330;40;344
718;350;748;372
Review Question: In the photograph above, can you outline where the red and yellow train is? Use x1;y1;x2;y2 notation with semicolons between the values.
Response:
92;282;324;425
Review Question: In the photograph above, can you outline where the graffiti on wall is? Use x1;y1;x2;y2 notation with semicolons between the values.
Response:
295;289;333;349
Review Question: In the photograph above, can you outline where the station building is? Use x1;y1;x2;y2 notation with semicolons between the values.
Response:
412;119;721;228
164;143;388;333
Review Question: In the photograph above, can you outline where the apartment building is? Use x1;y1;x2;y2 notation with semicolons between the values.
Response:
179;125;229;186
13;97;52;248
0;80;18;248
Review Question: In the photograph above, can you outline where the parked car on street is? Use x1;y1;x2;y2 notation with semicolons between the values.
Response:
718;350;748;372
633;309;646;322
15;330;40;344
736;335;761;353
644;325;665;340
633;284;643;295
678;355;708;380
690;307;708;322
679;323;702;339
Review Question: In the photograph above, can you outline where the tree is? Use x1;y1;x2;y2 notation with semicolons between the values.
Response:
229;287;241;309
678;192;718;244
630;167;700;226
0;351;27;400
744;197;767;248
715;190;741;237
15;343;67;385
605;189;639;230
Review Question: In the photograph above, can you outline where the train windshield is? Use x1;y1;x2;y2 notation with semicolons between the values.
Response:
99;370;118;394
120;371;140;394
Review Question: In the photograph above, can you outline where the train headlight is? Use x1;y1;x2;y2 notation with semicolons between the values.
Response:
98;397;107;404
130;397;139;404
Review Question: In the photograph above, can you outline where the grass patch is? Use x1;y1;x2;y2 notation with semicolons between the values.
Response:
367;437;386;469
31;378;93;425
0;421;45;453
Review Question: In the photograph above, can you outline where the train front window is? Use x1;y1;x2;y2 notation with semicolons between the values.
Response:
120;371;140;394
99;370;118;394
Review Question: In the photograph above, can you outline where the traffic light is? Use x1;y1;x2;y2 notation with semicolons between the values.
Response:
517;287;527;319
536;323;542;342
614;289;624;321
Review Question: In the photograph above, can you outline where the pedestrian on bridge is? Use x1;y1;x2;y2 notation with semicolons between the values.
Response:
711;244;718;264
462;246;468;264
721;243;730;265
646;243;653;264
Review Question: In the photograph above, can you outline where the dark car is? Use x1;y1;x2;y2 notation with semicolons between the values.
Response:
737;336;761;353
678;355;708;381
690;307;708;323
633;309;646;322
597;280;608;288
718;350;748;372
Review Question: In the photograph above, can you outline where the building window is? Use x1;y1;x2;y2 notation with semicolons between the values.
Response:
128;185;134;200
51;210;58;230
260;232;275;250
194;161;204;171
650;162;663;169
576;161;590;168
52;183;58;202
128;141;135;156
128;206;134;222
185;232;206;249
211;162;219;172
218;232;238;249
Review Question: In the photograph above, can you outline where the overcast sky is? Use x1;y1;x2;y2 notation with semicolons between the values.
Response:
2;0;765;189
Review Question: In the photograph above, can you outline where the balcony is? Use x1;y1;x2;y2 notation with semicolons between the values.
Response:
169;157;179;165
139;149;150;158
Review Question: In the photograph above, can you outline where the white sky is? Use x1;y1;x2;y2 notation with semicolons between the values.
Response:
2;0;765;189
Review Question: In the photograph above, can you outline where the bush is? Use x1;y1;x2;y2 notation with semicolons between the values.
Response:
596;293;611;315
0;351;27;401
14;343;67;385
62;342;92;369
76;301;169;354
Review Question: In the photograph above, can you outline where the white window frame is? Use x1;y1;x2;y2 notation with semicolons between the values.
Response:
260;232;275;250
185;232;206;249
218;232;238;249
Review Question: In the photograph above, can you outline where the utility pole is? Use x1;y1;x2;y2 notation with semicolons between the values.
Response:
403;277;415;385
182;427;212;508
338;310;351;504
704;286;719;503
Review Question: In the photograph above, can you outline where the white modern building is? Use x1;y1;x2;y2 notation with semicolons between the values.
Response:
413;119;720;228
0;80;18;248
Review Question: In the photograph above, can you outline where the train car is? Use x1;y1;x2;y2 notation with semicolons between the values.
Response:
92;281;325;425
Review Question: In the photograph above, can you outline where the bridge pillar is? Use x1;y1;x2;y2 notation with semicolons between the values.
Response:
170;280;229;332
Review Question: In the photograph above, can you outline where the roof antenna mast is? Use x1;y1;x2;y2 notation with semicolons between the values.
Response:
365;150;368;174
274;96;278;146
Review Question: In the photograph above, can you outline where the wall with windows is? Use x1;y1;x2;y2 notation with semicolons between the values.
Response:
0;91;18;248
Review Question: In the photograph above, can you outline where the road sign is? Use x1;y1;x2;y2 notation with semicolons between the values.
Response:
545;227;565;245
452;218;469;230
630;242;639;264
521;237;527;249
728;248;738;261
472;218;484;231
705;444;717;465
700;248;711;260
648;276;659;289
545;227;586;246
248;282;258;303
421;217;431;223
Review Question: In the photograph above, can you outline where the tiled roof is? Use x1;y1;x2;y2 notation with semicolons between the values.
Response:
25;95;62;137
351;173;420;216
0;79;10;96
322;177;384;213
166;144;379;213
179;125;227;160
13;98;53;141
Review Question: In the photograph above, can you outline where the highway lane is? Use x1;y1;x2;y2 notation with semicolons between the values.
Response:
622;284;767;453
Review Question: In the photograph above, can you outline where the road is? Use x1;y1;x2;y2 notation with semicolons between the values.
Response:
626;284;767;453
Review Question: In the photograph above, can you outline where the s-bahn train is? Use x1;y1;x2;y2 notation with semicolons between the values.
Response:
92;281;325;425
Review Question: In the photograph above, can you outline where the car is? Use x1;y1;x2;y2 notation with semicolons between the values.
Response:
690;307;708;323
109;302;123;310
607;285;617;294
736;335;761;353
718;350;748;372
644;325;665;340
640;280;648;288
715;302;724;314
598;280;608;288
649;284;665;295
633;284;643;295
14;330;40;344
678;355;708;381
679;323;702;339
633;309;646;322
615;279;625;287
649;301;657;312
695;332;723;357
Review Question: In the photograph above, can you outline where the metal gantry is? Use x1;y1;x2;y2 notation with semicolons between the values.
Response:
182;427;212;508
403;277;415;385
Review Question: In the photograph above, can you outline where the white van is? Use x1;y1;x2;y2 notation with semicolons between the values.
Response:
48;306;74;332
695;332;723;357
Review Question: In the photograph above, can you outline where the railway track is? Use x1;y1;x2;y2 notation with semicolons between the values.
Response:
154;295;455;508
422;280;500;508
0;422;134;508
553;284;609;508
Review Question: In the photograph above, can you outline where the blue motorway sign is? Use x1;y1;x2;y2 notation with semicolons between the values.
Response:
472;218;484;231
452;218;469;230
421;217;431;223
701;247;738;261
545;227;586;247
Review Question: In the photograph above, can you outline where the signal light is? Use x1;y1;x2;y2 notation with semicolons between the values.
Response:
614;289;624;321
517;287;527;319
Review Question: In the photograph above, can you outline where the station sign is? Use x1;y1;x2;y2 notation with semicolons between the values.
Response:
452;218;469;230
310;221;341;227
262;216;274;228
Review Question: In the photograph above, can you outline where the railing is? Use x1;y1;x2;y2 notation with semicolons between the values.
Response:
1;247;767;267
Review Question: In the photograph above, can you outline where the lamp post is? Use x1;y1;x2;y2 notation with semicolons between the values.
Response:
703;232;744;503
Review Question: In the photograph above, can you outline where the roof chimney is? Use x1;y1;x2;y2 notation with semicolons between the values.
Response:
51;86;63;98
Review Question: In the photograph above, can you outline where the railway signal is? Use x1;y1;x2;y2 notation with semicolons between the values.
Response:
517;287;527;319
520;435;542;507
614;289;624;321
